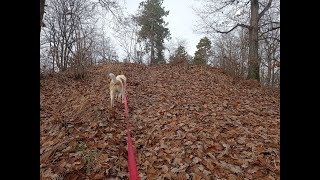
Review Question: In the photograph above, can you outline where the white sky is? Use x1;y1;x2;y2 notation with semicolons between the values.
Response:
123;0;204;57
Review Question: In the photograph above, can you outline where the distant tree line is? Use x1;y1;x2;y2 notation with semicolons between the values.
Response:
40;0;280;88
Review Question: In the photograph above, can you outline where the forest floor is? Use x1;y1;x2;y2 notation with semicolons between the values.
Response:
40;63;280;180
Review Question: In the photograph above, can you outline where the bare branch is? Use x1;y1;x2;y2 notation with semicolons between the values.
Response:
259;36;280;42
259;26;280;37
259;0;273;20
259;21;280;27
214;0;237;13
98;0;123;24
215;23;250;33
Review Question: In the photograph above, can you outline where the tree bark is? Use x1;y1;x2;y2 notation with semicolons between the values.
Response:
266;53;272;87
40;0;45;33
247;0;260;81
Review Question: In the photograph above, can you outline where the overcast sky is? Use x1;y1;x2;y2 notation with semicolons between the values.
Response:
123;0;204;57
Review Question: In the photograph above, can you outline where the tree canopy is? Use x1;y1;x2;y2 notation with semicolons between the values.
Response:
136;0;171;64
193;37;212;65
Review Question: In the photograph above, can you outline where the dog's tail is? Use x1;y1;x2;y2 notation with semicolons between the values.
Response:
109;73;117;83
117;75;127;86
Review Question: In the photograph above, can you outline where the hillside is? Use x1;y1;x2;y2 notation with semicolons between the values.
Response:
40;63;280;179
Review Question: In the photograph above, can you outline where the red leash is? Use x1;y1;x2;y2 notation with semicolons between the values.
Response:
123;85;139;180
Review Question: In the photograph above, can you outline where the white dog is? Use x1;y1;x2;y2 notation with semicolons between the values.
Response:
109;73;127;109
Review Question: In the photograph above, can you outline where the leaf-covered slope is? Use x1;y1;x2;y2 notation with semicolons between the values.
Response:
40;63;280;179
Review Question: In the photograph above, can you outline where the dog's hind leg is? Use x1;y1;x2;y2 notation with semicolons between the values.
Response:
110;91;114;109
121;90;125;103
110;92;116;119
117;93;121;103
119;89;124;103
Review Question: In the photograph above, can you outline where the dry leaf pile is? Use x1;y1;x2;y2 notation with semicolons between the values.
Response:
40;63;280;179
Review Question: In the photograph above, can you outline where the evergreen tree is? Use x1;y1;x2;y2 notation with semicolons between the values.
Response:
193;37;212;65
136;0;171;64
169;45;188;64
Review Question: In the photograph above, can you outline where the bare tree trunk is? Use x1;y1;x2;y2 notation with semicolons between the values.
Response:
63;44;68;70
150;40;155;64
266;47;272;87
266;61;271;87
52;57;55;72
247;0;260;81
271;63;275;88
40;0;45;33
